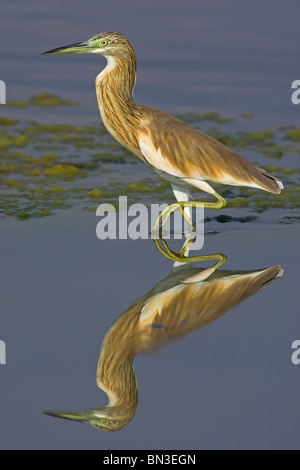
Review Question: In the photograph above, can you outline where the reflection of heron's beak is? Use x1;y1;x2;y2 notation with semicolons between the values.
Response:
44;409;95;423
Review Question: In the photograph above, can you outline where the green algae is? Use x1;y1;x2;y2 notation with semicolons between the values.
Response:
0;135;29;150
283;128;300;142
127;183;151;192
49;186;65;193
228;197;249;208
0;107;299;221
93;151;126;162
16;211;31;220
29;93;78;107
25;123;75;136
37;208;52;217
174;111;234;125
6;100;29;108
236;130;275;146
213;134;237;147
0;117;19;126
251;186;300;210
202;111;234;124
35;153;60;165
7;93;78;108
44;163;82;177
260;143;290;159
88;189;103;198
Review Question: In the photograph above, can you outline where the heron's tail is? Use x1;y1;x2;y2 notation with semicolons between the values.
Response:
252;166;283;194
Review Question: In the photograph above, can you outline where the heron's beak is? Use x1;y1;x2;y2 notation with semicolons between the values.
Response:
43;41;90;55
44;409;95;423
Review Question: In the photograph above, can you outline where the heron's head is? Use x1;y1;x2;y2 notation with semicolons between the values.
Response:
43;32;135;60
44;404;135;432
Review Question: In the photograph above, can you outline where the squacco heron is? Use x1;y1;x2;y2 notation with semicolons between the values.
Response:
44;32;283;228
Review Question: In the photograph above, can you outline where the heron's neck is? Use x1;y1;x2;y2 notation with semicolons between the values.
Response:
96;306;140;410
95;54;141;153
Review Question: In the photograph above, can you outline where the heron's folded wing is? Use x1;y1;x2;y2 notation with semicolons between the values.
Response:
138;107;282;193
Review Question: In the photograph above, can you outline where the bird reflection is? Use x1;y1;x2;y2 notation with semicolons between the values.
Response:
45;242;283;431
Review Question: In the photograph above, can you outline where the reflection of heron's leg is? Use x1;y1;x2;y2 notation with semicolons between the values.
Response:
179;237;195;257
153;237;227;269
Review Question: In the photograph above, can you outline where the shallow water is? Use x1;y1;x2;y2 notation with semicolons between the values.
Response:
0;212;299;449
1;0;299;450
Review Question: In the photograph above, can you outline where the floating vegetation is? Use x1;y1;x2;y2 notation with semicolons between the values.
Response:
0;106;299;222
44;163;83;177
0;117;19;126
283;128;300;142
7;93;79;108
174;111;234;125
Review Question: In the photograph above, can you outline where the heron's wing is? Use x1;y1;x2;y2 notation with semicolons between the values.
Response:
139;265;282;334
138;107;282;194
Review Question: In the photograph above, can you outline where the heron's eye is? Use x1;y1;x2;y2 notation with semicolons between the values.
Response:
100;40;108;47
100;418;110;425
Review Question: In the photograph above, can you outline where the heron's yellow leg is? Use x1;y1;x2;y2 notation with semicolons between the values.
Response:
153;237;227;268
153;192;227;231
153;202;180;231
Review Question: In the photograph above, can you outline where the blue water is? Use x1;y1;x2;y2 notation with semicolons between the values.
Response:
2;0;300;124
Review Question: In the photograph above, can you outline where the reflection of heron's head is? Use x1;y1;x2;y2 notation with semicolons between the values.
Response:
44;404;135;432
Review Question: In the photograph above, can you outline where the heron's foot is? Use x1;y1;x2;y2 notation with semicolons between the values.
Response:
152;193;227;232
